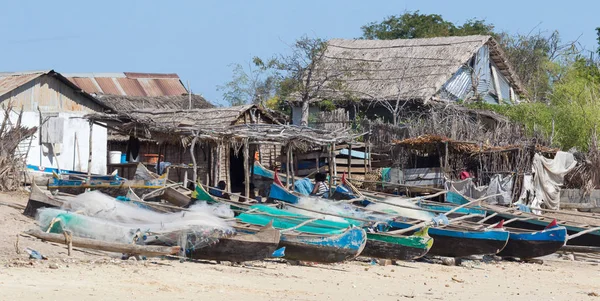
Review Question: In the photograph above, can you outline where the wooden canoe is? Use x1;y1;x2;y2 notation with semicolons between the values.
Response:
24;181;66;217
189;222;281;262
362;228;433;261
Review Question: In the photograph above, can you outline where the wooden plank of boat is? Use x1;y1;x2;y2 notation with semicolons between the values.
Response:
189;222;281;262
47;171;168;198
26;229;180;257
134;163;191;207
24;181;66;218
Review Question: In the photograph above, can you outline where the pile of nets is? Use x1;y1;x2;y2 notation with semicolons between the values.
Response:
36;191;235;252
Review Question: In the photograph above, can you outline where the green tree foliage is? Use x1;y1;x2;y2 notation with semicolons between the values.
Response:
218;61;278;106
361;11;494;40
469;57;600;151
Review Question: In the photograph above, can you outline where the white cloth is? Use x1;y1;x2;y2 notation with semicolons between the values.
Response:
445;174;513;205
528;151;577;211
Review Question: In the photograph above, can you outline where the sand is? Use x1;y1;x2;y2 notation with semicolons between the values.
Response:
1;191;599;301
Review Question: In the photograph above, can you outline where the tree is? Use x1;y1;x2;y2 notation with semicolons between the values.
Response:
597;27;600;55
361;11;494;40
218;60;278;106
496;31;577;102
257;36;360;126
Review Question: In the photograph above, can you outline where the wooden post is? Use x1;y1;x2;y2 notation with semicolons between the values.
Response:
226;142;231;193
347;143;352;179
367;138;372;172
243;139;250;200
444;141;449;175
86;121;93;183
290;145;296;190
328;144;333;190
332;143;337;185
190;134;198;185
363;143;368;175
286;146;291;187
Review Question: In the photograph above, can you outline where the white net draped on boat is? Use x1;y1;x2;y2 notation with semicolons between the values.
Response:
36;191;235;251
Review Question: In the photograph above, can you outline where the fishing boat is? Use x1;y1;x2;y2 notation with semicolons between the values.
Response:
194;184;367;263
189;222;281;262
496;220;567;259
24;181;67;217
270;175;510;258
134;163;192;207
47;171;167;197
237;206;367;263
362;228;433;261
446;192;600;247
361;189;569;258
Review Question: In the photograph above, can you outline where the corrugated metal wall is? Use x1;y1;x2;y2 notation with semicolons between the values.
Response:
439;45;518;105
0;75;104;113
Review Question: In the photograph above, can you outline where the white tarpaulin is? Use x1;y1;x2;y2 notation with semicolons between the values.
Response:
518;151;577;212
445;174;514;205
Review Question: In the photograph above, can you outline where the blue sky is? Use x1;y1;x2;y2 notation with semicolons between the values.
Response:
1;0;598;106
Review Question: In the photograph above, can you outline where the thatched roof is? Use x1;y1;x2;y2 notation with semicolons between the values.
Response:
393;134;557;155
319;35;525;102
95;94;214;112
87;104;360;147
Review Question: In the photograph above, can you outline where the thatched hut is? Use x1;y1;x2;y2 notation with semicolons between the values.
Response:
87;105;359;196
294;35;526;127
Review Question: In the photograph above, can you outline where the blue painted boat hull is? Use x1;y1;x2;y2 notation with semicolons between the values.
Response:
497;226;567;258
390;221;509;257
447;191;600;247
268;183;300;204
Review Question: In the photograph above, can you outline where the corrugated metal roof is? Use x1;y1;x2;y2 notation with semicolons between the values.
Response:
64;72;188;97
0;71;48;97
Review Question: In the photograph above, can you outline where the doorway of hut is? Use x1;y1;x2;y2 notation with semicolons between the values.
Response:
229;145;255;193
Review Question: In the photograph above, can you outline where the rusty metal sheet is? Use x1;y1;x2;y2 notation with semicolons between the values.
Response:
94;77;121;95
116;78;147;96
153;78;188;96
0;72;45;97
68;77;102;94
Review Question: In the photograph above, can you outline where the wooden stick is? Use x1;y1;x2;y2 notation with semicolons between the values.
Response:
280;218;320;233
25;229;180;256
388;213;484;235
560;245;600;254
567;226;600;241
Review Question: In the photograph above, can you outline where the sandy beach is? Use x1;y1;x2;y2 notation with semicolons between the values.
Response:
1;192;599;301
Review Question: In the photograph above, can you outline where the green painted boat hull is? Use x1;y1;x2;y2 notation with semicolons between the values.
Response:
362;228;433;260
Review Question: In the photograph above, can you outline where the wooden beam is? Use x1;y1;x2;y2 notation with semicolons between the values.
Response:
560;245;600;254
243;139;250;199
25;229;180;257
87;121;93;183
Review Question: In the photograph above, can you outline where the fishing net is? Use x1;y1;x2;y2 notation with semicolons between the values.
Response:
36;191;235;252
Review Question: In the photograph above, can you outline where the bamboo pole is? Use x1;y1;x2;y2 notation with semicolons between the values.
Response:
243;139;250;200
26;229;180;256
190;135;198;184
